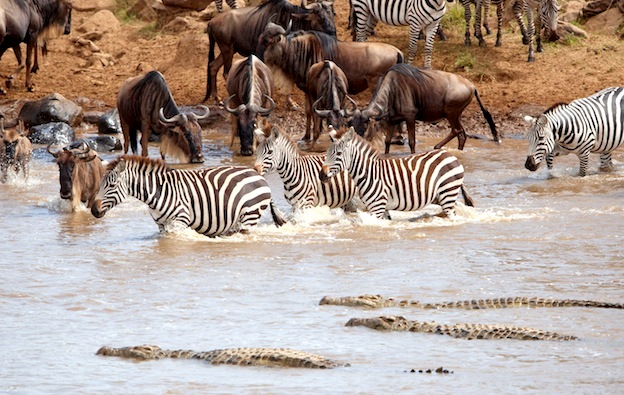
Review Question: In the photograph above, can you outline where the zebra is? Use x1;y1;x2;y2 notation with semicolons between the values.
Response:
215;0;238;13
321;127;474;219
90;155;286;236
462;0;558;62
349;0;447;69
525;87;624;177
254;123;358;211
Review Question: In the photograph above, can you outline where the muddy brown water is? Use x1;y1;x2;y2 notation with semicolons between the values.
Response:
2;127;623;394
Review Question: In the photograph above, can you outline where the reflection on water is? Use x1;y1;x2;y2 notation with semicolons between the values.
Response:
2;133;624;394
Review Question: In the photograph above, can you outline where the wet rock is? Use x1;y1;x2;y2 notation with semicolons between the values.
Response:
83;111;105;124
18;93;82;128
98;109;122;135
28;122;75;146
86;135;123;152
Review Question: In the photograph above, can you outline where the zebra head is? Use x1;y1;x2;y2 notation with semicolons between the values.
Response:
321;126;355;181
253;121;278;176
91;158;130;218
525;115;555;172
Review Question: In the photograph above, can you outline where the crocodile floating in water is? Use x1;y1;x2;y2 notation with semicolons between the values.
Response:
345;316;578;341
97;345;348;368
320;295;624;310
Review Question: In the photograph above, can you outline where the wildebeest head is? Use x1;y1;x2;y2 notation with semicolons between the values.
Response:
348;103;386;137
314;95;357;131
257;22;288;60
48;140;99;200
158;106;210;163
524;114;555;172
224;93;275;156
39;0;73;42
292;0;336;37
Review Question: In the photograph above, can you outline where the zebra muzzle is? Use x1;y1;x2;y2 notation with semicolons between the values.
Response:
253;164;264;176
525;156;540;172
319;166;332;182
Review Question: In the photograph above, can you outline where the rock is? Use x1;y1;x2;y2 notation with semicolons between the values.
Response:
162;0;212;11
558;21;589;38
130;0;158;22
28;122;75;146
583;8;623;35
86;135;123;152
76;10;121;35
73;0;116;11
18;93;83;128
83;111;105;124
560;1;584;22
98;109;122;135
162;17;193;33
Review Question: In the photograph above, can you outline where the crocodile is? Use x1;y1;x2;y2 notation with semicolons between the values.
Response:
320;294;624;310
96;345;348;368
345;316;578;341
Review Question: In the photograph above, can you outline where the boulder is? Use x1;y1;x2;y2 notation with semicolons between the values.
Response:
86;135;123;152
98;109;122;135
18;93;82;128
28;122;75;146
560;1;584;22
162;0;211;11
76;10;121;34
73;0;116;12
82;111;105;124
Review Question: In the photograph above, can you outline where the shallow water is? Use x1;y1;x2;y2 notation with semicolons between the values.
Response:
2;130;623;394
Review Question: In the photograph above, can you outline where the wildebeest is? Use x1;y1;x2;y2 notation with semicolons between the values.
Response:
117;70;210;164
204;0;336;103
304;60;357;144
47;139;105;211
0;0;72;92
349;64;499;154
0;120;32;182
223;55;276;156
256;24;403;97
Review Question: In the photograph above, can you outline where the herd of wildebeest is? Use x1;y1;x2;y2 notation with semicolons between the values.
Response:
1;0;622;237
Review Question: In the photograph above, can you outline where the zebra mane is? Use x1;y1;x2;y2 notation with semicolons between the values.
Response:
543;102;568;115
106;155;170;173
336;127;381;159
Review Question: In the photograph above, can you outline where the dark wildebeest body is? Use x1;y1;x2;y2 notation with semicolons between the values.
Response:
304;60;356;144
47;140;105;212
223;55;275;156
256;26;403;99
0;0;72;92
204;0;336;102
0;121;32;182
349;64;499;154
117;71;210;164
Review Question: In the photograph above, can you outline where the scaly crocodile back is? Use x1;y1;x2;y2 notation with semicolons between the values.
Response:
320;295;624;310
345;316;578;341
96;345;348;368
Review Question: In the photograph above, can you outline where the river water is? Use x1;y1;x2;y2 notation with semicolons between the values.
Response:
2;128;623;394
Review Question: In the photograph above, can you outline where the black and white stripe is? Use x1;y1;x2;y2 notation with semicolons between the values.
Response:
525;87;624;177
322;127;472;219
254;125;357;210
91;155;282;236
350;0;447;68
215;0;238;13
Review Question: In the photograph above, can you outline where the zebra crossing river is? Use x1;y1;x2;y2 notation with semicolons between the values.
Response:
2;130;623;394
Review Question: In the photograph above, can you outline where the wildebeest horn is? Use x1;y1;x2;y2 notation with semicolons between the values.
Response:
258;95;276;115
223;94;245;115
47;142;63;158
69;140;93;158
194;105;211;120
313;97;331;118
285;19;292;35
159;108;183;125
344;95;358;117
364;103;385;120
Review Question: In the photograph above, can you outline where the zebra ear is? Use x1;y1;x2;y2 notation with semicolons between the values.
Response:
343;126;356;141
115;158;127;172
254;126;265;142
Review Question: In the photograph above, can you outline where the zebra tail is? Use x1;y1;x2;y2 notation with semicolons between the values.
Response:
270;200;287;227
474;89;499;144
461;185;475;207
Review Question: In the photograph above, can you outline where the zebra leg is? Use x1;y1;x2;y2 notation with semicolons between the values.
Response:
513;0;530;45
535;4;544;53
463;0;473;46
577;150;591;177
474;0;487;47
407;23;421;65
437;186;462;217
599;153;614;172
238;205;266;229
482;0;492;35
421;24;440;69
215;0;223;12
524;0;536;62
495;0;504;47
546;153;554;169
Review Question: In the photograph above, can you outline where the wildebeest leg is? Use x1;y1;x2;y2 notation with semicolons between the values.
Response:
6;46;24;91
208;53;225;102
286;82;300;111
25;41;35;92
140;121;151;157
230;114;238;147
434;120;465;150
121;119;133;154
304;96;312;140
406;122;416;154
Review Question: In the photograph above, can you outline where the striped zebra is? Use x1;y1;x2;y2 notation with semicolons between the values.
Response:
254;123;358;211
349;0;447;69
525;87;624;177
90;155;285;236
321;127;473;219
215;0;238;13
